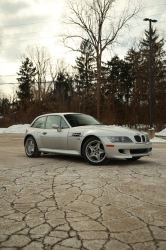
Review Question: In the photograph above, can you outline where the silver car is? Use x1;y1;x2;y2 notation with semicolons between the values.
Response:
24;113;152;165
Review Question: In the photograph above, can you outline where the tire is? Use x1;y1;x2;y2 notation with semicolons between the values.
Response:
82;137;109;165
126;157;141;161
25;136;41;158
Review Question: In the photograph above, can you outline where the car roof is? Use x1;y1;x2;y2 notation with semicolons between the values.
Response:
38;112;83;117
31;113;84;126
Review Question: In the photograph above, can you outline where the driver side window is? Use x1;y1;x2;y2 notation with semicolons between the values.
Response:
61;118;69;129
46;115;61;129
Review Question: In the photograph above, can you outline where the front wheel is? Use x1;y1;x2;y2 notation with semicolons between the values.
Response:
126;157;141;161
82;137;109;165
25;136;41;158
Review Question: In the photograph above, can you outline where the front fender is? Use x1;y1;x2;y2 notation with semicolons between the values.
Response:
80;133;106;156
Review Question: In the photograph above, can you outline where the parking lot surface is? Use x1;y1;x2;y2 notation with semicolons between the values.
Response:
0;133;166;250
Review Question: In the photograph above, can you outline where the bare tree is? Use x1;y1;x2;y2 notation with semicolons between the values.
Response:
62;0;144;119
21;44;52;100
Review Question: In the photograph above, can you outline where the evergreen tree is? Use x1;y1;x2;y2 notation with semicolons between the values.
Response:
140;28;166;127
74;39;95;95
51;71;73;110
124;48;143;127
125;28;166;127
126;28;166;92
0;98;10;116
55;71;71;97
140;28;166;91
103;56;134;104
125;48;140;79
17;58;37;101
141;28;166;64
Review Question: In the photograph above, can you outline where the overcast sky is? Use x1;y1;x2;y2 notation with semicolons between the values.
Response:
0;0;166;97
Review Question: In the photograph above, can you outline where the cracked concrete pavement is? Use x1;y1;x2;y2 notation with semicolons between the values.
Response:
0;133;166;250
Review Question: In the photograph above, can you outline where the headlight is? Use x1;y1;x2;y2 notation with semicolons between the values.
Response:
145;135;150;142
108;136;133;143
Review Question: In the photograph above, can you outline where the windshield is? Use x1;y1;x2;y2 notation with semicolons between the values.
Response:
64;114;103;127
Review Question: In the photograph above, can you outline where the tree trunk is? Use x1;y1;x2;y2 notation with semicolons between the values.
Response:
97;53;101;120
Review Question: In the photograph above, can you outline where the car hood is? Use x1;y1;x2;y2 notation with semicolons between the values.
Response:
70;125;144;136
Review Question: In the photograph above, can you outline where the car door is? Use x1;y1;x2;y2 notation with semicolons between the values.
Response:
41;115;70;150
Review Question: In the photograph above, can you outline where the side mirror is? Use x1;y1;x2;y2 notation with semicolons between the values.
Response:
52;124;61;132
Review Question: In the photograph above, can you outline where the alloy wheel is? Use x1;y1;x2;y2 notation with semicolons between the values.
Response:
85;140;106;163
25;138;35;156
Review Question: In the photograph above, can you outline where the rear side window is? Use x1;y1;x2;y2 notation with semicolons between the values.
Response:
46;115;61;129
31;116;46;129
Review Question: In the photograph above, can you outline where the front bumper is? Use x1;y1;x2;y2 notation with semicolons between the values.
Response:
100;137;152;159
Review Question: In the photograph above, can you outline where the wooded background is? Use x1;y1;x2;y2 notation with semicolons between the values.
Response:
0;28;165;131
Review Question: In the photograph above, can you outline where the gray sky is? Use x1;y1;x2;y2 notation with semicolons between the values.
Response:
0;0;166;97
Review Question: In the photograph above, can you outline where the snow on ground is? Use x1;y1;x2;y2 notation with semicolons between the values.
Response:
0;124;30;134
0;128;5;133
150;137;166;142
0;124;166;142
155;128;166;137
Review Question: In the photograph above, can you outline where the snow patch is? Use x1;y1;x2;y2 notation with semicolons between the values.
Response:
0;124;30;134
150;137;166;142
155;128;166;137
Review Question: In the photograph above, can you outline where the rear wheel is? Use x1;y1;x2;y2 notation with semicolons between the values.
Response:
82;137;109;165
126;157;141;161
25;136;41;158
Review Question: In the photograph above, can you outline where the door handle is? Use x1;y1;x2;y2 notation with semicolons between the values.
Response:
42;132;47;135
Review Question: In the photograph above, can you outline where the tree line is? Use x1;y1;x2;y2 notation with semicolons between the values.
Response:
0;28;166;131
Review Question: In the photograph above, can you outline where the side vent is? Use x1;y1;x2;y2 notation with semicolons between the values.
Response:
72;133;81;137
